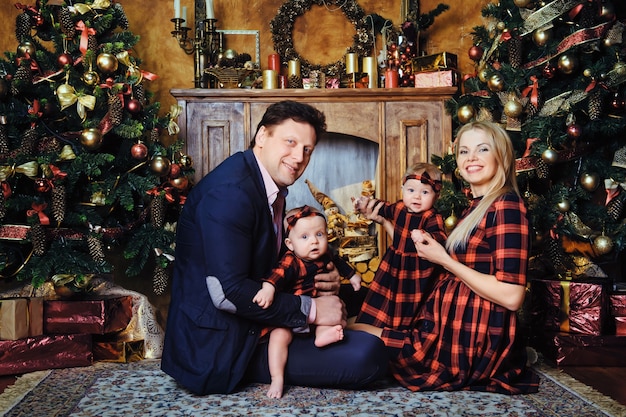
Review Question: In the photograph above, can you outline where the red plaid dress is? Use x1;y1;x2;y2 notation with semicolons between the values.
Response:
356;202;446;329
380;193;539;394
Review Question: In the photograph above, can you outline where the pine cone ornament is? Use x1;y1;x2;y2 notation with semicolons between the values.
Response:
546;236;565;272
588;90;602;121
508;36;522;68
535;158;549;179
153;264;169;295
607;192;625;220
0;190;6;222
15;12;32;41
288;74;303;88
133;82;145;104
108;94;123;126
0;124;9;156
58;7;75;38
87;234;106;264
18;126;38;155
150;193;166;228
87;35;99;54
51;184;66;225
115;3;130;30
149;127;160;142
11;62;32;95
29;222;47;256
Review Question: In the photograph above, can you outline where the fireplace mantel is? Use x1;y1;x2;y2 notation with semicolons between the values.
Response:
170;87;456;208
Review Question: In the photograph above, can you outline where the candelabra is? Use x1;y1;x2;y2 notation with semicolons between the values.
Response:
171;18;221;88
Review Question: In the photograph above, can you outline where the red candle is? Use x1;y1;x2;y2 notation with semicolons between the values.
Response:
385;69;399;88
268;53;280;71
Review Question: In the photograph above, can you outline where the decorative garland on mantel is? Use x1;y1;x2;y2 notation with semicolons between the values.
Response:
270;0;374;77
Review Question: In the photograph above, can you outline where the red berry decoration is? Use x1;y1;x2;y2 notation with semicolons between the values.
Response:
468;45;484;61
126;98;143;115
542;63;556;79
131;142;148;159
57;52;73;68
34;178;51;193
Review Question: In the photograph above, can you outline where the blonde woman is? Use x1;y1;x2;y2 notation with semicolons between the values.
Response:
349;121;539;394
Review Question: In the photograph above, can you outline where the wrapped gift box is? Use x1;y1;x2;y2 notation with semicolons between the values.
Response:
0;297;43;340
529;279;608;336
610;294;626;335
0;333;92;375
414;70;458;88
412;52;457;72
532;331;626;366
93;340;144;363
44;295;132;335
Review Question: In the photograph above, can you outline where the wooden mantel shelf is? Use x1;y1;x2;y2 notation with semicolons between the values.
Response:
170;87;456;208
170;87;458;103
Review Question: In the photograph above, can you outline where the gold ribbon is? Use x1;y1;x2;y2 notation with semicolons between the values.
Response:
521;0;585;36
0;162;39;181
57;84;96;121
74;0;110;14
167;105;182;135
559;281;571;332
59;145;77;160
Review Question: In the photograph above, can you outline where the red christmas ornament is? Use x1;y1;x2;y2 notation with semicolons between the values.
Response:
131;142;148;159
34;178;51;193
611;93;625;112
468;45;484;61
169;163;181;178
170;176;189;190
126;98;143;115
57;52;73;68
566;123;582;139
542;63;556;79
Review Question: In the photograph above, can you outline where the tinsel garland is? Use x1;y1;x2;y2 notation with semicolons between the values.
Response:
270;0;373;77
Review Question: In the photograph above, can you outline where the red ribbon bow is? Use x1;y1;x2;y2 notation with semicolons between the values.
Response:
403;172;443;192
285;205;325;234
27;202;50;225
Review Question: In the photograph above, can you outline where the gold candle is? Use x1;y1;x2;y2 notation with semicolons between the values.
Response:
362;57;378;88
345;53;358;74
262;70;278;89
288;59;301;77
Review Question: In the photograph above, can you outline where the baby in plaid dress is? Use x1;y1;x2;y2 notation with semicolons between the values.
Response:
353;162;447;329
349;121;539;394
253;205;361;398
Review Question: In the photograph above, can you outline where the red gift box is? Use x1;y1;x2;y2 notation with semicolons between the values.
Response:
529;279;607;336
44;295;132;335
609;294;626;316
0;333;92;375
414;70;458;88
533;331;626;366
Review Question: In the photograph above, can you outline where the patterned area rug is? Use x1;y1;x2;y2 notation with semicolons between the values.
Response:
1;360;625;417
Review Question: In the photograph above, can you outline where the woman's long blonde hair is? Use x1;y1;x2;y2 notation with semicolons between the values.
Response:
445;121;520;251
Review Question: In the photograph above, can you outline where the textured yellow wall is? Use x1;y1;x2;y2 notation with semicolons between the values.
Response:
0;0;489;114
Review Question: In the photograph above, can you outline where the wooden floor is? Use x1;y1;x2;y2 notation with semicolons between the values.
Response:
0;365;625;407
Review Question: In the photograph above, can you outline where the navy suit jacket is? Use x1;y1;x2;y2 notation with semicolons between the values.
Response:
161;149;309;394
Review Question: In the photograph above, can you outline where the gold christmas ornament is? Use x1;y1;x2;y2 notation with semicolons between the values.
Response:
444;213;458;232
457;105;475;124
593;234;614;256
80;127;103;150
151;155;171;176
487;73;504;92
178;153;193;169
82;70;100;86
580;172;599;192
557;54;578;75
556;198;570;213
16;41;36;57
541;148;558;164
96;52;119;73
532;28;552;47
504;97;523;118
477;66;489;83
170;176;189;190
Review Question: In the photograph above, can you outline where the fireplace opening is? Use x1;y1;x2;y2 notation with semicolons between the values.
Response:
287;132;380;283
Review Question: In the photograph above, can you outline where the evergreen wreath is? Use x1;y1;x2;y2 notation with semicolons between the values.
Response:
270;0;373;77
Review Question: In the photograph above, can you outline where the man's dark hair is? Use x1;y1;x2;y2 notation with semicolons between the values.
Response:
249;101;327;148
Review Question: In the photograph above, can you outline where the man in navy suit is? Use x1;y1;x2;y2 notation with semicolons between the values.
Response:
162;101;387;395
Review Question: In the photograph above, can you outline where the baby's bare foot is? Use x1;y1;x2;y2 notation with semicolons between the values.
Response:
267;379;284;399
315;325;344;347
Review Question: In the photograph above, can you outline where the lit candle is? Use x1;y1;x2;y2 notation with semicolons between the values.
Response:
173;0;180;19
182;6;187;26
206;0;214;19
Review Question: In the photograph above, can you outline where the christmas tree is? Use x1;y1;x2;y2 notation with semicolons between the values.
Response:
0;0;192;295
443;0;626;284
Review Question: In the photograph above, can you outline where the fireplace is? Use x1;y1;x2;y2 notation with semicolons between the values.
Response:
170;87;455;283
